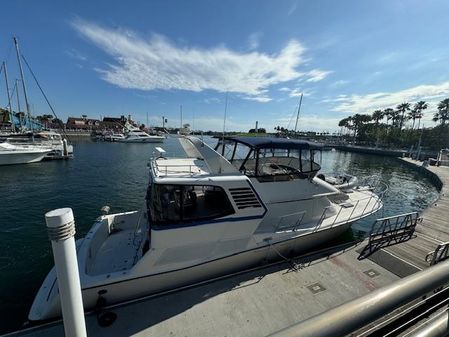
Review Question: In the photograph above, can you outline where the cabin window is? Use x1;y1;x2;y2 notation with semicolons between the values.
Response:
245;148;321;182
148;184;235;228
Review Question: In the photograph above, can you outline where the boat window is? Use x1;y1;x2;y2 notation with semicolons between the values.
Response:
240;148;321;182
148;184;235;229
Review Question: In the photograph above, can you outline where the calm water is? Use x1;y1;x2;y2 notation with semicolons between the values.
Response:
0;137;439;333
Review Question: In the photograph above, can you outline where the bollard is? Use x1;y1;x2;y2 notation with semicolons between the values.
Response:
46;208;87;337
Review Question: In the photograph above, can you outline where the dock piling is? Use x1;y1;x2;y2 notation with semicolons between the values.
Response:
45;208;87;337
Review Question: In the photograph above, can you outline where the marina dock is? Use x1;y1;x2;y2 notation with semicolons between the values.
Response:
4;158;449;337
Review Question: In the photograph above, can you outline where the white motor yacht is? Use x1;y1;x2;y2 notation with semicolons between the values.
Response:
0;142;51;165
29;136;382;320
104;133;126;142
119;123;164;143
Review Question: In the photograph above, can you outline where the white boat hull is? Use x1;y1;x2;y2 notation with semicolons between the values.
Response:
118;137;164;143
29;222;351;321
0;151;48;165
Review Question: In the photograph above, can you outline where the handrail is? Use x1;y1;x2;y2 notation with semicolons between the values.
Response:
274;186;384;234
426;242;449;266
268;259;449;337
154;162;207;176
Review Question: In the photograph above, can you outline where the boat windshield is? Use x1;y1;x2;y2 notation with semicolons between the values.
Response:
146;183;235;229
215;138;321;182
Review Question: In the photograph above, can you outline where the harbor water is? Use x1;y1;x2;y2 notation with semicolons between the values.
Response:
0;137;440;334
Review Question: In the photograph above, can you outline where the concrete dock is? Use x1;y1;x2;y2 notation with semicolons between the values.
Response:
4;159;449;337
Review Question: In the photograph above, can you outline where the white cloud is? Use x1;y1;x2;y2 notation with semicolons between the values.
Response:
330;79;349;88
242;95;272;103
305;69;333;82
71;19;328;102
248;32;262;50
332;81;449;116
288;1;298;16
288;88;313;98
278;87;291;92
66;49;87;61
203;97;221;104
289;89;303;97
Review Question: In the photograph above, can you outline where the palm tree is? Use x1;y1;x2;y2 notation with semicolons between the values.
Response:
352;114;372;138
433;98;449;125
338;117;353;135
396;103;411;130
410;101;428;130
383;108;395;126
372;110;384;126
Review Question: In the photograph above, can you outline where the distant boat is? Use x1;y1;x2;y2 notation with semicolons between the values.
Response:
4;131;73;159
104;132;126;142
118;122;164;143
0;142;50;165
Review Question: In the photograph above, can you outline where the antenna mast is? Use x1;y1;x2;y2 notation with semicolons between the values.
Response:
13;36;32;131
221;92;228;155
294;92;303;134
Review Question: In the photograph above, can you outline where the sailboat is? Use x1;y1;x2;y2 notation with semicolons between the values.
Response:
0;37;73;159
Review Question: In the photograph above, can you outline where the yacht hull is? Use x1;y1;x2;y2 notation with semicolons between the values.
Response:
29;222;351;321
118;138;164;143
0;151;48;165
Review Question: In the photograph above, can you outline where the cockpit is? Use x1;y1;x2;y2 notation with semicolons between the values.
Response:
214;136;322;182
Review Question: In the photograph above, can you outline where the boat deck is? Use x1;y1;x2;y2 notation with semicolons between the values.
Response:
154;158;211;177
89;229;138;275
5;159;449;337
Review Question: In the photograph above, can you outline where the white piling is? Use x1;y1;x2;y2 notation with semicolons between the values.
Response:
45;208;87;337
62;138;68;157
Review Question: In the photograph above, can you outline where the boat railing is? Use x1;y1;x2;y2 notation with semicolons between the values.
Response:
274;182;388;233
325;181;387;230
155;162;206;176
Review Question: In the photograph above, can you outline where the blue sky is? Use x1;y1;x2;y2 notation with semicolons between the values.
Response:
1;0;449;132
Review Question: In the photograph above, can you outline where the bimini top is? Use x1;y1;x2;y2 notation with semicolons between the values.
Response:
223;136;322;150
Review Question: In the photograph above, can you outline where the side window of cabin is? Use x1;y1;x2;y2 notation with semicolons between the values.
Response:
150;185;235;228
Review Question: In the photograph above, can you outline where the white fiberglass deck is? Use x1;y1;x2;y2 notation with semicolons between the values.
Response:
89;229;138;275
154;158;211;177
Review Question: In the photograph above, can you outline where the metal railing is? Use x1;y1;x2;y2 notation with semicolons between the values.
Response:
274;182;387;233
154;162;207;176
357;212;421;259
426;242;449;266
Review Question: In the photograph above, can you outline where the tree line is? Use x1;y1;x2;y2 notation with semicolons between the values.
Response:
337;98;449;150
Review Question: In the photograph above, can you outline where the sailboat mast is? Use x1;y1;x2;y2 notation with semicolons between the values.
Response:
15;79;22;127
180;105;183;129
294;93;303;134
2;62;15;132
13;36;32;131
